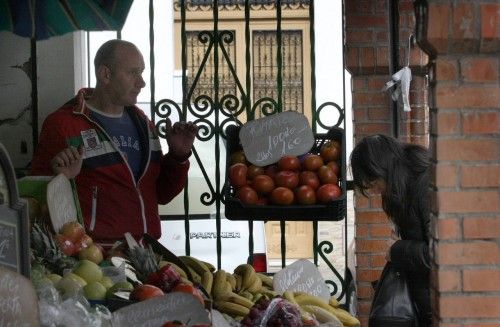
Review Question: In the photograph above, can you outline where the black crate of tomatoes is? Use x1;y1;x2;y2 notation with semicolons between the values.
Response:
224;125;346;221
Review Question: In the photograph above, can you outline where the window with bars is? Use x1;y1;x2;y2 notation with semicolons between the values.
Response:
253;30;303;113
185;29;304;113
186;31;237;102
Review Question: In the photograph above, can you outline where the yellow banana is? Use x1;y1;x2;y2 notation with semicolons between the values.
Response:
212;270;229;299
283;290;297;304
179;255;211;276
295;293;360;327
187;267;202;284
225;280;233;294
158;261;188;279
294;293;330;309
247;273;262;293
226;273;237;291
252;292;263;303
234;274;242;292
201;270;213;295
329;295;340;308
256;272;273;288
214;300;250;317
260;288;278;299
241;267;257;291
201;260;216;272
238;290;253;300
329;306;361;327
219;291;255;309
234;263;253;275
302;305;342;325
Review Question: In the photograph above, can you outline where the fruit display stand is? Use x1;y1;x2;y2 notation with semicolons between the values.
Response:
224;124;346;221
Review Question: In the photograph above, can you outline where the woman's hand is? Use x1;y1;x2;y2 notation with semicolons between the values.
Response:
50;146;84;179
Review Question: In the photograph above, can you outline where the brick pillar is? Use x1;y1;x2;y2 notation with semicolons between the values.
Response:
423;1;500;325
345;0;429;325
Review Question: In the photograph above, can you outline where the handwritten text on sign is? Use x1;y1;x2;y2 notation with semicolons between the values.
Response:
273;259;330;301
0;221;17;270
112;292;210;327
239;111;315;166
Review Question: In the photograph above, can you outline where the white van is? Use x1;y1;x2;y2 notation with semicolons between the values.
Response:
159;217;268;273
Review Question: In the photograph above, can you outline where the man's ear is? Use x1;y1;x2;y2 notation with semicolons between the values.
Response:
96;65;111;83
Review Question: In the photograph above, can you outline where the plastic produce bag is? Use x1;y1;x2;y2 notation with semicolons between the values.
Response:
382;66;412;112
240;297;303;327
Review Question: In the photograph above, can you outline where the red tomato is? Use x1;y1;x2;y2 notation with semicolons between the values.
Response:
236;186;258;204
302;154;324;171
320;141;341;162
270;187;294;205
130;284;164;301
326;161;340;177
60;221;85;243
252;174;275;194
274;170;299;189
265;165;278;179
256;197;268;205
277;155;301;171
295;185;317;205
74;233;93;251
317;165;338;184
56;234;77;256
172;283;205;305
247;165;265;180
299;171;320;190
229;163;248;188
316;184;342;203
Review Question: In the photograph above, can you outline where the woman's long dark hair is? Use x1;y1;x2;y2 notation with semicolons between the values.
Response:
350;134;431;231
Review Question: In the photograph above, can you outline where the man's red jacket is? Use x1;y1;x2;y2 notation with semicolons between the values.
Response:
30;88;190;246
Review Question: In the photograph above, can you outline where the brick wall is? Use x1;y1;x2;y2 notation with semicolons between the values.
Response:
426;1;500;325
345;0;428;325
345;0;500;326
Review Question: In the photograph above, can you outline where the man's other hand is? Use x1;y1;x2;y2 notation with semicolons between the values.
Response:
165;119;198;161
50;146;84;179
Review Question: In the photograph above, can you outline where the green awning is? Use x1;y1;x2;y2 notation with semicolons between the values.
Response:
0;0;133;40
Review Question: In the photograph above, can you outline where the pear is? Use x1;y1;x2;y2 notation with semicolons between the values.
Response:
73;259;103;284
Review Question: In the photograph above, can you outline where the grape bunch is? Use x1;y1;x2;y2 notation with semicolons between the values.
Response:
240;297;302;327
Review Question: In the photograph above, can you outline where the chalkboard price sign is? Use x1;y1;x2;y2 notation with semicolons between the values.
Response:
0;142;30;277
273;259;331;301
239;111;315;166
0;221;18;270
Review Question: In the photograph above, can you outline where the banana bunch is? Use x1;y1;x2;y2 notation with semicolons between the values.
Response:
178;255;215;293
283;291;360;327
210;264;280;319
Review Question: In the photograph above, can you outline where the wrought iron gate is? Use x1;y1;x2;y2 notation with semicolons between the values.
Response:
148;0;349;301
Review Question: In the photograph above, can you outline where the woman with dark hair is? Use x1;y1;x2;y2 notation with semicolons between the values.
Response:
350;134;432;326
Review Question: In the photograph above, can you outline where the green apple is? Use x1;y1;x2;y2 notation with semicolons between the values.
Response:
47;273;62;285
78;244;103;264
73;259;103;284
56;274;85;296
64;272;87;287
106;281;134;299
100;276;114;289
83;281;107;301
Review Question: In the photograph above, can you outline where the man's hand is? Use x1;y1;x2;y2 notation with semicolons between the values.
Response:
50;146;84;179
165;118;198;161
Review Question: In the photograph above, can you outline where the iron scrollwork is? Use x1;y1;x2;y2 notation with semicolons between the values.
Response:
318;240;347;301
